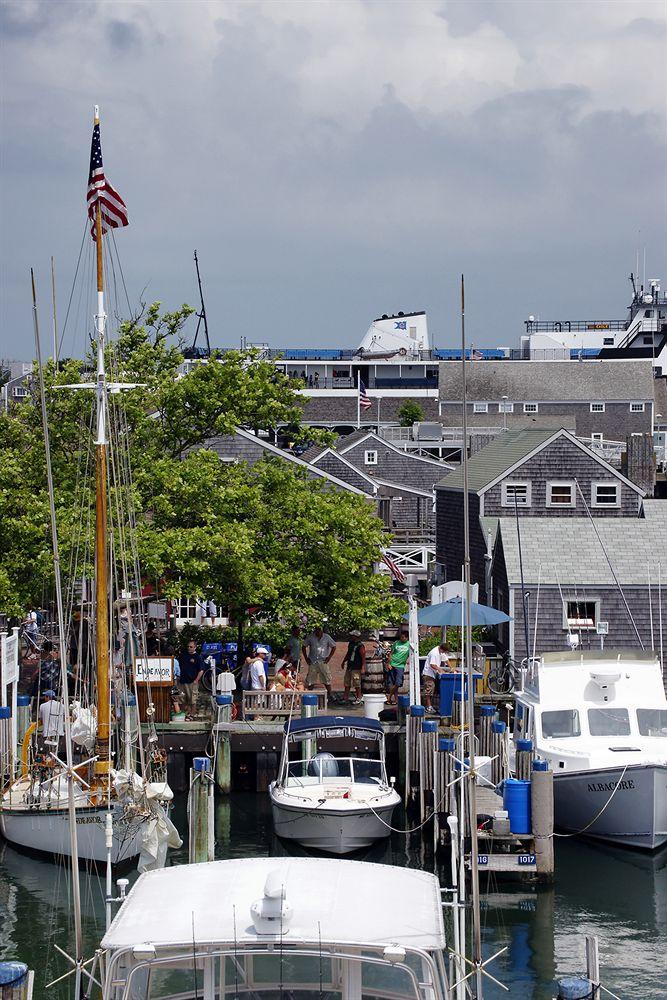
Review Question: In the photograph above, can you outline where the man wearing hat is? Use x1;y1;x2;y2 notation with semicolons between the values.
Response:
341;630;366;706
249;647;268;691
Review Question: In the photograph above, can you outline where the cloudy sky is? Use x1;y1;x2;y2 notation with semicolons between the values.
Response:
1;0;665;358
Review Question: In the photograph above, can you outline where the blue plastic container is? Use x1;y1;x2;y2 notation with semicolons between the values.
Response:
503;777;532;834
516;737;533;752
438;672;483;717
532;758;549;772
0;706;11;719
0;962;28;986
557;977;593;999
17;695;31;707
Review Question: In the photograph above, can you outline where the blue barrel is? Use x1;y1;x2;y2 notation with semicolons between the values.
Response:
0;706;11;719
0;962;28;987
438;673;483;716
557;977;593;999
503;777;532;834
17;695;31;707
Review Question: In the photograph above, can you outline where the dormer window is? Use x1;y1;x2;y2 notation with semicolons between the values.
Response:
473;402;488;413
592;482;619;508
364;450;378;466
590;403;605;413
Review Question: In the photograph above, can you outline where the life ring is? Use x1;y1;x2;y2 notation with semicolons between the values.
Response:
399;347;408;356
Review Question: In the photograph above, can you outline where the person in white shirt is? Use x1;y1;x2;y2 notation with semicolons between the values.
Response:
249;648;268;690
303;626;336;698
39;690;66;749
422;643;451;714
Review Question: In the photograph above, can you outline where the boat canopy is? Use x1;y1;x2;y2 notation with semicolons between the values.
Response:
101;857;446;952
284;715;384;736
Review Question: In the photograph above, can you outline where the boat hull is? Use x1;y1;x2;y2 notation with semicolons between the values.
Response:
553;763;667;850
270;789;399;854
0;802;147;864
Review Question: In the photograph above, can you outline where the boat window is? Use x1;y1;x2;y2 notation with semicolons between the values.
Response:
352;759;384;784
637;709;667;736
541;710;580;738
587;708;630;737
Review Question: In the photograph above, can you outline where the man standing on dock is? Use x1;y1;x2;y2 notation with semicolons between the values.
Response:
179;639;204;720
303;625;336;699
341;630;366;706
386;629;410;706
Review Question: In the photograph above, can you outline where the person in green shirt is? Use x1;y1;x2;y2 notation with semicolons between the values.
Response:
387;629;410;705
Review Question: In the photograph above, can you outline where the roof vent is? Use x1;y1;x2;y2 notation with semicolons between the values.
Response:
589;670;622;692
250;869;293;935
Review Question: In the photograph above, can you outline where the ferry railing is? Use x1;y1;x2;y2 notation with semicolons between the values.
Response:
523;320;627;334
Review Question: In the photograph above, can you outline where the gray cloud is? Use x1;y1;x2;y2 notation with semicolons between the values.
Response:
1;1;665;359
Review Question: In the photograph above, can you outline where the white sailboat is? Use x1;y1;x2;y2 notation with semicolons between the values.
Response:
0;108;179;868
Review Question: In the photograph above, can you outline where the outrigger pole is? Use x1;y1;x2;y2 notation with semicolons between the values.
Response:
93;105;111;785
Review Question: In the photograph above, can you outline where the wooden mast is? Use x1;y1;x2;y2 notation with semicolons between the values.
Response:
93;108;111;781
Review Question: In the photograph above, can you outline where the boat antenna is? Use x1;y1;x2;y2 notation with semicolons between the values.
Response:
190;250;211;358
460;274;483;997
513;489;531;664
31;268;84;997
191;912;200;1000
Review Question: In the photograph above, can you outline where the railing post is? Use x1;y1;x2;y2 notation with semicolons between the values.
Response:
214;695;233;794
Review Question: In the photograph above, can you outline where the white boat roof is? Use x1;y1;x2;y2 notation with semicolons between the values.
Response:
522;650;667;709
102;857;446;952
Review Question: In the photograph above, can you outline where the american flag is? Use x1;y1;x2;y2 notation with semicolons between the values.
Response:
87;120;128;239
470;348;484;361
381;551;406;582
359;379;372;410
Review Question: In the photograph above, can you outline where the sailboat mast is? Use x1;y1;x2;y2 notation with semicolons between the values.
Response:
93;112;111;779
460;275;483;994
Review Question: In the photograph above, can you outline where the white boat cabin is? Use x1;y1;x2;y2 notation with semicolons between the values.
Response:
100;857;449;1000
514;650;667;772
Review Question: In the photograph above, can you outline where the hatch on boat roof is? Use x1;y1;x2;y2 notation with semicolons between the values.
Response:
284;715;384;735
101;857;445;952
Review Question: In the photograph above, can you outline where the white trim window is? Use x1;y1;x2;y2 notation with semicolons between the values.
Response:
473;402;488;413
592;482;620;508
547;481;576;508
176;597;199;621
364;450;378;465
498;401;514;413
523;403;539;413
563;599;600;630
590;432;604;444
590;402;605;413
501;481;532;508
630;402;645;412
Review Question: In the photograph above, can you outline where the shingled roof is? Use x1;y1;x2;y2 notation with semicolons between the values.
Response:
437;428;558;492
496;511;667;586
439;359;655;402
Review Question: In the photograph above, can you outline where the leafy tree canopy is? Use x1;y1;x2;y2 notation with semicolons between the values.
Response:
0;304;401;631
397;399;424;427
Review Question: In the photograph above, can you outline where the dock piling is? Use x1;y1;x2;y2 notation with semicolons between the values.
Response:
0;706;11;786
531;759;554;881
300;693;318;761
189;756;214;863
214;695;233;794
418;719;438;821
491;720;506;786
407;705;425;808
479;705;495;757
516;738;534;781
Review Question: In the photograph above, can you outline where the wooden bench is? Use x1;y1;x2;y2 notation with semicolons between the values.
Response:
242;690;328;717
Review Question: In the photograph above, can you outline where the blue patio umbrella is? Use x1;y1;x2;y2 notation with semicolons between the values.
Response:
409;597;511;627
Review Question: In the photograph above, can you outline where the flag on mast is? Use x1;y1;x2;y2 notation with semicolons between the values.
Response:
359;379;372;410
381;551;406;583
87;118;128;239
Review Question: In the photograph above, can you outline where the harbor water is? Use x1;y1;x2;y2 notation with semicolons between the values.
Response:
0;792;665;999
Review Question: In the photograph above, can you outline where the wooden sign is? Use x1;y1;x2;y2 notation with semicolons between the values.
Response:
133;656;174;684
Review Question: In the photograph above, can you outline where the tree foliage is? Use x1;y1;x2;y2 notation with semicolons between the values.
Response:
397;400;424;427
0;304;401;631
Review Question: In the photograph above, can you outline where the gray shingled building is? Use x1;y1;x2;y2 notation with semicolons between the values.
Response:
490;513;667;673
438;358;655;441
435;427;645;602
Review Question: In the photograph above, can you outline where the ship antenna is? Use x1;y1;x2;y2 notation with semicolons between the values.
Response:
190;250;211;358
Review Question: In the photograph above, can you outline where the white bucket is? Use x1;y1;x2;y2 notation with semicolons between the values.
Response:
362;694;386;721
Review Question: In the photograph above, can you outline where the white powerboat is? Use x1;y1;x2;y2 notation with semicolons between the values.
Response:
99;856;451;999
514;650;667;850
270;716;401;854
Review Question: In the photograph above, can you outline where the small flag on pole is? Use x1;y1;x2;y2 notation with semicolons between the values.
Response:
381;551;406;583
470;348;483;361
359;379;373;410
87;119;128;239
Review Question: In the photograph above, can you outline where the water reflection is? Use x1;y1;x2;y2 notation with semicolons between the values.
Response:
0;794;665;999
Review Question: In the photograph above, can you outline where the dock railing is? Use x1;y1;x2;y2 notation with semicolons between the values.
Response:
242;690;328;717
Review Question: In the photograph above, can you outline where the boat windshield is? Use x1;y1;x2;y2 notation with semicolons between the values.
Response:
587;708;630;737
119;947;439;1000
541;709;581;738
285;757;385;784
637;708;667;736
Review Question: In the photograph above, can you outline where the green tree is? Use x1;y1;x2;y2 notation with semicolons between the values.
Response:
397;400;424;427
0;304;401;631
